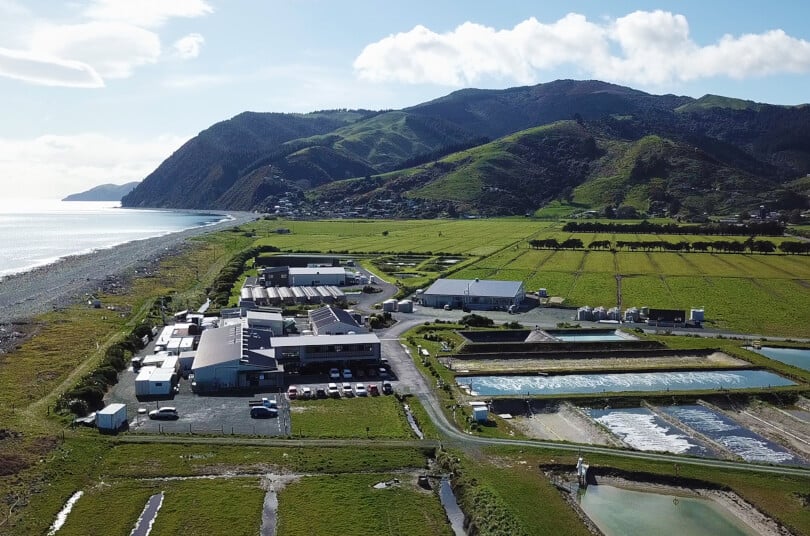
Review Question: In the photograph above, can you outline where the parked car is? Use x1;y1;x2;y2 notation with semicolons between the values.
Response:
378;367;389;378
329;368;340;380
327;382;340;398
315;386;328;399
250;406;278;419
301;386;312;399
368;384;380;396
287;385;299;399
342;382;354;397
354;383;367;397
148;407;178;420
382;381;393;395
342;368;353;380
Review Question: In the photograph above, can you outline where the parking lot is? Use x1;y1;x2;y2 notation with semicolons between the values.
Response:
106;362;398;437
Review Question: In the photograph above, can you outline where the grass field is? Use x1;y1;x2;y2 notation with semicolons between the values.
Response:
289;396;415;439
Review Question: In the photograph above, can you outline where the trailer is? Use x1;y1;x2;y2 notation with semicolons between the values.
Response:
96;403;127;431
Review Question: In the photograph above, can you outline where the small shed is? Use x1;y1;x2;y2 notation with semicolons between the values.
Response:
135;367;174;397
470;401;489;423
96;403;127;431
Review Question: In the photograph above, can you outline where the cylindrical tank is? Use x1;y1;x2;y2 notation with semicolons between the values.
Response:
593;306;607;320
397;300;413;313
382;299;398;312
576;306;593;321
624;307;639;322
607;307;621;321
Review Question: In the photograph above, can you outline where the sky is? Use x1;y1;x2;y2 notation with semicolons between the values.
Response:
2;0;810;199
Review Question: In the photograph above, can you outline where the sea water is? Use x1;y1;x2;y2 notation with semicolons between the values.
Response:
0;199;227;277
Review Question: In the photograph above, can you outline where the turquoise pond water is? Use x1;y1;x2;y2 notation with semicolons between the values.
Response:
578;485;758;536
459;370;795;396
753;347;810;372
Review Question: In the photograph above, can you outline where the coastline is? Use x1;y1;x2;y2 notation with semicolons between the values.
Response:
0;210;258;325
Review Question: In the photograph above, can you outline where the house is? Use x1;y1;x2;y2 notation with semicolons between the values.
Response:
308;305;366;335
421;278;525;310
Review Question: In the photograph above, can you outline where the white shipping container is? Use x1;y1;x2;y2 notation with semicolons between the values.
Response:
96;403;127;431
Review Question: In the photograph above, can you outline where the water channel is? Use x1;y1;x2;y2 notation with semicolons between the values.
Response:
578;485;758;536
461;370;795;396
439;478;466;536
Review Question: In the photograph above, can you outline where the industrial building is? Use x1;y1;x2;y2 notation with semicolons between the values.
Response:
269;333;381;367
308;305;366;335
190;324;283;393
421;278;525;310
288;267;346;286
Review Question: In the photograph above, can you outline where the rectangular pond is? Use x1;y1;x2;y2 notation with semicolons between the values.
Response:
460;370;795;396
752;346;810;372
661;404;807;466
548;329;634;342
578;485;759;536
588;407;717;457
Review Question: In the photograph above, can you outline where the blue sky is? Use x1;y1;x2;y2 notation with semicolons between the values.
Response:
2;0;809;198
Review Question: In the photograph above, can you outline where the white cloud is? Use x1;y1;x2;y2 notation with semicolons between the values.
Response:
83;0;213;28
30;22;161;79
0;1;212;87
354;10;810;87
172;33;204;59
0;47;104;87
0;133;189;199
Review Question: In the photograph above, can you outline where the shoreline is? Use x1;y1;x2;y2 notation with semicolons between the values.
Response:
0;211;259;325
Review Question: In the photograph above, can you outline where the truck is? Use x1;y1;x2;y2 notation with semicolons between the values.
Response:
95;403;127;432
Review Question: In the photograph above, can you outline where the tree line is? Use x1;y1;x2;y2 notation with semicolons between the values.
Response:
528;238;810;254
562;220;786;236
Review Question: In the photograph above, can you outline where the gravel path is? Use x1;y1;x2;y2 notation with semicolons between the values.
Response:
0;211;258;325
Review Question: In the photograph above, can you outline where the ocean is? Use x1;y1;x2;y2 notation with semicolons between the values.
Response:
0;199;229;278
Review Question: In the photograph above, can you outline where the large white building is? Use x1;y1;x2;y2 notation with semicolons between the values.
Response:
421;278;525;311
288;267;346;286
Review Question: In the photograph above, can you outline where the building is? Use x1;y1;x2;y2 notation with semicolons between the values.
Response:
421;278;525;310
261;266;289;287
289;267;346;286
191;324;282;392
308;305;366;335
269;333;381;367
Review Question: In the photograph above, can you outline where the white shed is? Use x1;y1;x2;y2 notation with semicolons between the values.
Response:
96;403;127;431
135;367;174;397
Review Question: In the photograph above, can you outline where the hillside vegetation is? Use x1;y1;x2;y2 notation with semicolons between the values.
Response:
122;80;810;216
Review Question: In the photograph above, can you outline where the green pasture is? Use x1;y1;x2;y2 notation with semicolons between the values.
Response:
277;473;452;535
289;396;415;438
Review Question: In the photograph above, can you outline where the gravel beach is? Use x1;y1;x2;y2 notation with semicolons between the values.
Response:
0;211;259;326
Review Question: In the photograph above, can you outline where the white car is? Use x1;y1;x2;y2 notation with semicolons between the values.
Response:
354;383;367;397
301;386;312;399
148;407;178;420
327;382;340;398
342;382;354;397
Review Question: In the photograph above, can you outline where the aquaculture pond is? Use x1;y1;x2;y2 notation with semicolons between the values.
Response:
661;405;807;466
548;329;635;342
578;485;758;536
460;370;795;396
752;346;810;372
588;407;717;457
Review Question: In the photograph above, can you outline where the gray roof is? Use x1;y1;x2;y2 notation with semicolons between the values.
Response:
192;324;242;369
424;278;524;298
269;333;379;347
308;306;361;331
289;267;346;276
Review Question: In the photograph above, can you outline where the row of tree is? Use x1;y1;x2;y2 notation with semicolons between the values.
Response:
562;220;786;236
528;238;810;254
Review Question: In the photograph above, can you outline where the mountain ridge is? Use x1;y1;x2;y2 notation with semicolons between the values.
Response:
63;182;140;201
122;80;810;217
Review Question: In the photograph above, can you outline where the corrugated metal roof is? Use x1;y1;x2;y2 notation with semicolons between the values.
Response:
269;333;379;347
424;278;524;298
289;267;346;276
192;324;242;370
308;305;361;330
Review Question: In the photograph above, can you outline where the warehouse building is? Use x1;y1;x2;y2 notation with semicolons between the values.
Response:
288;267;346;286
421;278;525;310
191;324;283;392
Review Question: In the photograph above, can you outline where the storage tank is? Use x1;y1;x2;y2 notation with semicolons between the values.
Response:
593;306;607;321
624;307;640;322
576;306;593;321
397;300;413;313
538;288;548;298
382;299;398;312
690;308;705;322
607;307;621;321
640;306;650;318
96;403;127;432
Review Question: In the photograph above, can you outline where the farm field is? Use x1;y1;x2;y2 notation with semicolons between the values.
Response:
289;396;415;439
